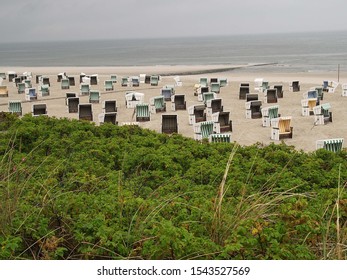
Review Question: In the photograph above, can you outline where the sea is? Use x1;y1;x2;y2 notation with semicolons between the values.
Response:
0;31;347;73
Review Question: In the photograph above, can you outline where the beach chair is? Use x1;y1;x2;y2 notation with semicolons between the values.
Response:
135;104;150;122
254;78;264;91
313;87;324;100
259;81;269;93
80;83;90;96
67;97;79;113
274;85;283;98
8;71;17;82
0;72;6;80
303;90;318;100
0;85;9;97
174;76;182;87
161;115;178;134
121;77;129;87
17;82;26;94
131;76;140;87
199;77;208;87
98;112;118;125
289;81;300;92
193;121;220;141
125;91;144;108
211;111;232;132
57;73;66;82
301;98;317;116
39;84;50;97
24;79;32;88
161;87;174;101
110;75;117;83
342;84;347;97
140;74;146;84
68;76;75;86
322;80;338;93
210;82;220;94
245;100;262;119
80;73;86;83
206;98;223;116
41;76;50;86
188;104;207;125
25;88;37;101
8;100;22;116
104;80;114;91
13;77;21;87
219;78;228;87
313;103;332;125
209;133;231;143
79;103;93;121
89;90;100;103
202;92;215;104
103;100;117;113
61;78;70;90
316;138;344;152
90;74;98;85
35;75;42;84
171;94;186;111
150;96;166;113
32;103;47;116
197;86;209;100
239;85;250;100
270;117;293;141
246;93;259;102
150;75;159;86
264;89;278;103
65;92;76;104
261;105;280;127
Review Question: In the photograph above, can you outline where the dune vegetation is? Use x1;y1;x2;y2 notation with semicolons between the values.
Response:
0;112;346;260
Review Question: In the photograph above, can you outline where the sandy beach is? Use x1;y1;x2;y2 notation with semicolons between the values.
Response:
0;65;346;152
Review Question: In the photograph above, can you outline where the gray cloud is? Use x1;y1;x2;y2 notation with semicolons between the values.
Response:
1;0;347;42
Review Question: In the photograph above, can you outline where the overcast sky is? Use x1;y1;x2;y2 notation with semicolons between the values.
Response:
1;0;347;43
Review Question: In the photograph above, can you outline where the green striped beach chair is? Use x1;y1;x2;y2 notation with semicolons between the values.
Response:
316;138;344;152
80;83;90;95
40;84;50;96
8;100;22;116
210;82;220;94
194;121;218;140
136;104;150;122
104;80;114;91
261;105;279;127
89;90;100;103
209;133;231;143
150;96;166;113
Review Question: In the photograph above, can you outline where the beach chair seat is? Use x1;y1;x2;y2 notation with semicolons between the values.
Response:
8;100;22;116
61;78;69;89
39;84;50;96
125;91;144;108
135;104;150;122
103;100;117;113
193;121;220;140
289;81;300;92
79;103;93;121
150;75;159;86
210;82;220;94
171;94;186;111
274;85;283;98
245;100;262;119
98;112;118;125
265;89;278;103
80;83;90;95
67;97;79;113
89;90;100;103
316;138;344;152
150;96;166;113
313;103;332;125
301;98;317;116
104;80;114;91
270;117;293;140
188;104;206;125
209;133;231;143
32;103;47;116
211;111;232;132
0;85;9;97
262;105;280;127
239;85;250;100
206;98;223;116
161;115;178;134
